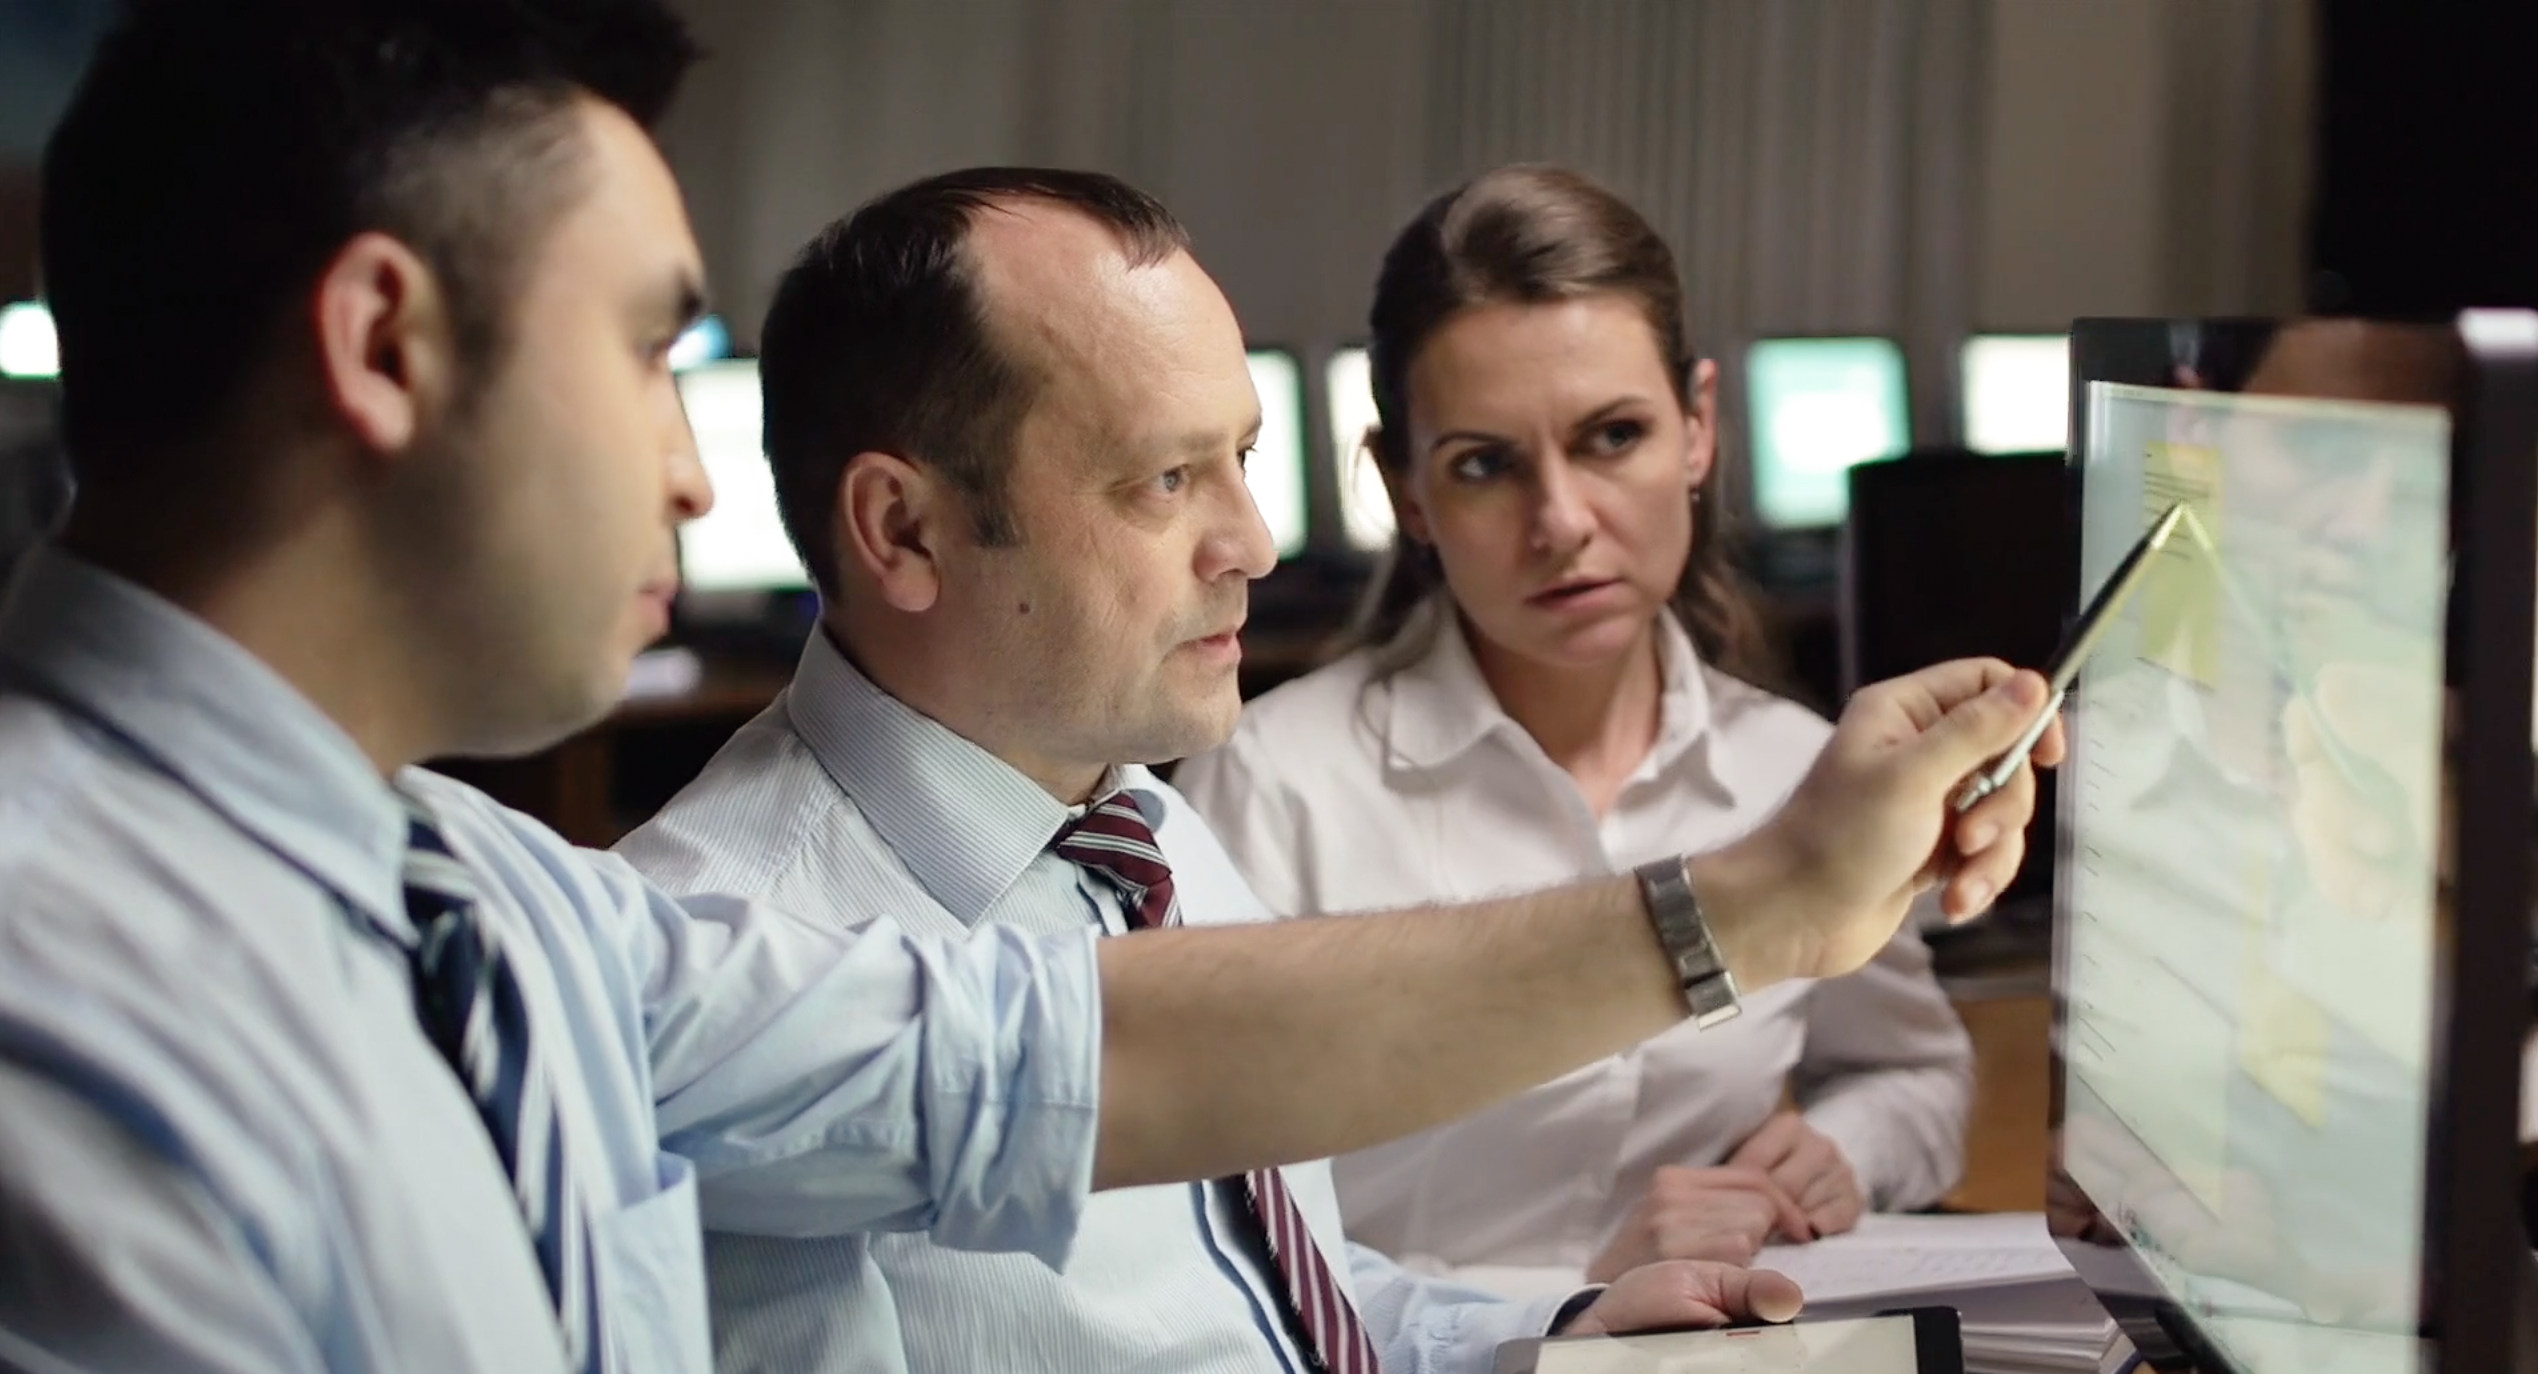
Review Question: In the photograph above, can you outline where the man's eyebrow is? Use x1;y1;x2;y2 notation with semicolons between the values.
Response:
1132;415;1262;464
656;270;709;329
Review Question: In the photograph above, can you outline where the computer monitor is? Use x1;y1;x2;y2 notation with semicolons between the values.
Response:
0;379;68;591
672;359;810;597
1961;333;2071;453
1245;348;1308;558
0;302;58;381
2050;314;2538;1373
1325;345;1394;551
1841;449;2072;899
1745;336;1910;529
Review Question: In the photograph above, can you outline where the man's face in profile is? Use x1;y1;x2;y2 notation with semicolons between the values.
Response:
412;97;714;755
926;205;1277;784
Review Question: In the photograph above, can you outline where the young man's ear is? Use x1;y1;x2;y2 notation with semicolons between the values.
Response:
312;232;460;456
838;451;948;614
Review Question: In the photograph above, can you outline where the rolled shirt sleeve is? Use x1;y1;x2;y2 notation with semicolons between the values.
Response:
577;848;1105;1268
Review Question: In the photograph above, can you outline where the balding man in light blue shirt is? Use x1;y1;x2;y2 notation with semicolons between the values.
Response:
613;165;2064;1374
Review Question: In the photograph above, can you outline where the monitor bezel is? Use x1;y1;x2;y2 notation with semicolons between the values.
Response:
2047;314;2538;1372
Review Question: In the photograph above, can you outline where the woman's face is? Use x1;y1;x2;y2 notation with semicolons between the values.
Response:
1389;294;1715;673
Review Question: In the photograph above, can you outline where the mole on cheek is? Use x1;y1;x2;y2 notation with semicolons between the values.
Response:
1016;600;1031;615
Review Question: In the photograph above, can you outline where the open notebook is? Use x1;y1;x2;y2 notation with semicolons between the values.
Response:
1431;1214;2132;1374
1753;1214;2131;1374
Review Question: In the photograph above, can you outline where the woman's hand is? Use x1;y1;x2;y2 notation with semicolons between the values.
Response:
1587;1165;1816;1280
1726;1110;1866;1238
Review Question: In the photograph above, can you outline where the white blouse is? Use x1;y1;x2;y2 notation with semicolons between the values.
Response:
1173;606;1975;1288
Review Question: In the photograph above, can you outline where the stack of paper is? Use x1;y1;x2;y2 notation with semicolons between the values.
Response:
1754;1213;2131;1374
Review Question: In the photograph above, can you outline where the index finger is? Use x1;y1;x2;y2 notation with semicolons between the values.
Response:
1858;657;2020;735
1725;1112;1806;1171
1689;1165;1814;1244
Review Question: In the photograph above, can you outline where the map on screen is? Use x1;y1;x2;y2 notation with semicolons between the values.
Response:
2062;382;2450;1374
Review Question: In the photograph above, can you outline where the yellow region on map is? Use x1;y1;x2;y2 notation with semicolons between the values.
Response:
2240;965;2331;1129
2139;441;2223;686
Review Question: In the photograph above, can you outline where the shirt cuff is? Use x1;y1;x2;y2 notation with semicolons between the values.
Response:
920;925;1105;1270
1802;1095;1889;1193
1546;1285;1608;1335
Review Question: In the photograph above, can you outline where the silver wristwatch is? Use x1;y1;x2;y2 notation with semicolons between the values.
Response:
1634;856;1742;1029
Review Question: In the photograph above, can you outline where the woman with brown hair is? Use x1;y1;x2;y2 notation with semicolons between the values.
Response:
1175;165;1972;1293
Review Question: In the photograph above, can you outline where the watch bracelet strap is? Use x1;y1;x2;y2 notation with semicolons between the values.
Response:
1634;855;1742;1029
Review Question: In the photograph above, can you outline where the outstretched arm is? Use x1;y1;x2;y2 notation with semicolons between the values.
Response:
1094;660;2054;1188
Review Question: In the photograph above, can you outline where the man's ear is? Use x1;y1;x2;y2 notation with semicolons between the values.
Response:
838;451;948;614
311;231;460;458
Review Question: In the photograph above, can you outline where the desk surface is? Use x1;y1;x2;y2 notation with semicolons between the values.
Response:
1946;989;2052;1215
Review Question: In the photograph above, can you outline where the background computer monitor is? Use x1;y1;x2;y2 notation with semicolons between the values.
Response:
668;314;733;372
0;378;68;591
2050;314;2536;1373
673;358;810;597
1324;345;1394;551
0;302;57;381
1960;332;2070;453
1744;335;1910;530
1245;348;1309;558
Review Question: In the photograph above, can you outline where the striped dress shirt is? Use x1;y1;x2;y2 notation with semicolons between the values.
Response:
616;629;1581;1374
0;546;1104;1374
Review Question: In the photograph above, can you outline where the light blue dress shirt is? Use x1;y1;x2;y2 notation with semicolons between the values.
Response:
0;547;1102;1373
616;629;1578;1374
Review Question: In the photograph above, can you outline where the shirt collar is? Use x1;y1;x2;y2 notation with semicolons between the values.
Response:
785;627;1137;925
1382;600;1746;806
0;543;410;932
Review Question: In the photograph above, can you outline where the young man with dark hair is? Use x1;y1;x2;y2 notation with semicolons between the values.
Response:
0;6;2053;1370
619;167;2059;1373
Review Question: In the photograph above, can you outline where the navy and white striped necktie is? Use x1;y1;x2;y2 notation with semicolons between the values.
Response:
399;798;595;1371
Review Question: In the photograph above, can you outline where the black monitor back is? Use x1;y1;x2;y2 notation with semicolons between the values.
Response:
0;381;68;590
1840;449;2075;898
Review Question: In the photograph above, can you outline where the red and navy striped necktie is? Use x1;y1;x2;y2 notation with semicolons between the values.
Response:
1053;794;1381;1374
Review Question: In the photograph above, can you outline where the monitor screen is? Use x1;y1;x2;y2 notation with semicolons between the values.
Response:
2059;365;2456;1373
673;359;809;595
1746;336;1910;529
1325;346;1394;550
0;303;57;381
1245;349;1308;558
1961;332;2070;453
